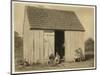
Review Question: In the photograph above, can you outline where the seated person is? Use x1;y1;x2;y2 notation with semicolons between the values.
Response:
74;49;81;62
74;48;84;62
55;52;60;64
48;53;55;65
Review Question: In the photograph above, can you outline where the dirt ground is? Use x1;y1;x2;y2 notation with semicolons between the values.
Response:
14;48;95;72
15;58;95;72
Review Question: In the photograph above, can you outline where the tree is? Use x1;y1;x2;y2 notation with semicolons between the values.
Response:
85;38;94;52
85;38;94;60
14;31;23;50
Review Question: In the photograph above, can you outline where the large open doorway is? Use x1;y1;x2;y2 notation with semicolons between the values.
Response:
55;30;65;59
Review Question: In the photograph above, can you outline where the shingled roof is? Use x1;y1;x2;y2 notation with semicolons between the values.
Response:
26;6;85;31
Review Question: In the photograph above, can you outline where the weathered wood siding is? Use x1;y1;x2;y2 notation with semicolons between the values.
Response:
23;12;55;64
33;30;44;63
43;31;55;61
65;31;84;62
23;9;34;64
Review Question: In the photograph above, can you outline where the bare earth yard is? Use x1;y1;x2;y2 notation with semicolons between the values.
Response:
15;58;94;72
14;49;95;72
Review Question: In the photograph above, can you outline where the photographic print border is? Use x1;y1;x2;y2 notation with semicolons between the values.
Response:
11;0;97;74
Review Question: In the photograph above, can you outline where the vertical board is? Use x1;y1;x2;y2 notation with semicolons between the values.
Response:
39;30;44;63
43;33;49;60
65;31;72;61
43;31;55;61
34;30;40;63
33;30;44;63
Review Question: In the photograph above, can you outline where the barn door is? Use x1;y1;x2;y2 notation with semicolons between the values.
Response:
43;30;55;60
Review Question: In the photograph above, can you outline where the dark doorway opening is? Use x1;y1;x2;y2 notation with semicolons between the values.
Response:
55;30;65;59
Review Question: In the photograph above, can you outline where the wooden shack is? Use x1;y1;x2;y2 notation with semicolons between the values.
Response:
23;6;85;64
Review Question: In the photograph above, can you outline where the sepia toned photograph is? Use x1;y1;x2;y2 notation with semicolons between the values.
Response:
12;1;96;74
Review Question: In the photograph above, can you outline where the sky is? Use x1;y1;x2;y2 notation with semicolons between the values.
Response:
12;1;95;41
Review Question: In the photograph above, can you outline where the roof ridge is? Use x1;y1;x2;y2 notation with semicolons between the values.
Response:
27;6;75;13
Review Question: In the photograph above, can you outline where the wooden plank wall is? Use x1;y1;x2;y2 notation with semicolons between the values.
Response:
34;30;40;63
23;10;34;64
33;30;44;63
24;24;55;64
39;30;44;63
65;31;84;62
43;31;55;62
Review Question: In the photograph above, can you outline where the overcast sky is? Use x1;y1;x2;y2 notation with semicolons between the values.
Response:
12;1;95;41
